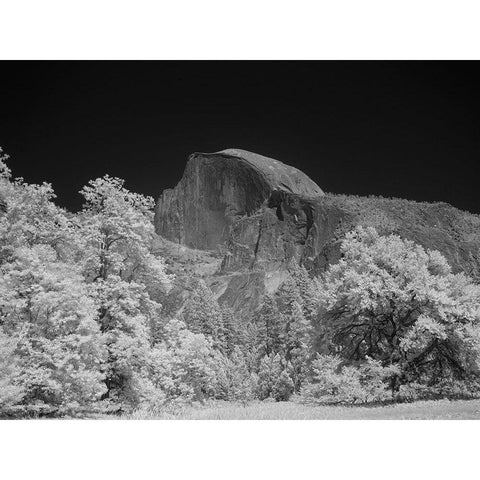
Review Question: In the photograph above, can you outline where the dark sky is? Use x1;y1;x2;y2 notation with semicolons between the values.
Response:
0;61;479;213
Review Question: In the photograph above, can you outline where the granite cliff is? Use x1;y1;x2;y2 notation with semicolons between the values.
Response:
155;149;480;319
155;149;323;250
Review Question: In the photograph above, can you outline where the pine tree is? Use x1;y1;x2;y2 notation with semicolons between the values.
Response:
288;261;319;322
221;306;240;356
257;353;282;400
182;281;226;352
277;276;302;318
272;368;295;401
255;295;285;357
241;322;264;372
276;274;314;391
285;300;313;391
278;277;304;359
215;346;256;404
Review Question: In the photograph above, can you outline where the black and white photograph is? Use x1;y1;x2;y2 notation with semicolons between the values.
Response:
3;59;480;420
1;2;479;479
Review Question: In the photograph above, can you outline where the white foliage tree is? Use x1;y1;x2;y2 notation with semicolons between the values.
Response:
77;175;173;408
0;152;106;416
318;226;480;393
148;319;220;403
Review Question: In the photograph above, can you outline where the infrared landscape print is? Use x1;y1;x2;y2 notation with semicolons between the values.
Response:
1;61;480;419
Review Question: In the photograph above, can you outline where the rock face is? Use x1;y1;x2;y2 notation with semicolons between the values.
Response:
155;149;323;250
155;149;480;319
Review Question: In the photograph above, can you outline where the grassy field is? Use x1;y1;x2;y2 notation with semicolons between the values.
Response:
124;399;480;420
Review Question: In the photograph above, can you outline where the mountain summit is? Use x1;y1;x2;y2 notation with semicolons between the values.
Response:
155;149;323;250
155;149;480;318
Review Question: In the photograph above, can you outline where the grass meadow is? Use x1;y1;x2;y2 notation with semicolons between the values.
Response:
121;399;480;420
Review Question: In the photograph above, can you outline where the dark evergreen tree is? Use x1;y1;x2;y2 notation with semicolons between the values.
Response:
182;281;226;352
276;274;315;391
215;347;256;404
255;295;285;357
257;353;283;400
221;306;241;356
285;300;313;391
241;322;264;372
277;275;303;319
272;368;295;401
288;261;319;322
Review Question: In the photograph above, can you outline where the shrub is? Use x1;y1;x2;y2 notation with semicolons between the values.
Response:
397;377;480;402
0;331;25;417
301;354;398;405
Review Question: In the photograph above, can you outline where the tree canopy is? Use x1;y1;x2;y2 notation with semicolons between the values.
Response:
317;227;480;394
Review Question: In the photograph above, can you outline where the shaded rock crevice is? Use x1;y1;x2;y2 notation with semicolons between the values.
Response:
251;216;264;269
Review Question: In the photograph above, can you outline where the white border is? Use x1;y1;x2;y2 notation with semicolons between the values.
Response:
1;1;479;479
0;0;479;59
1;420;478;479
